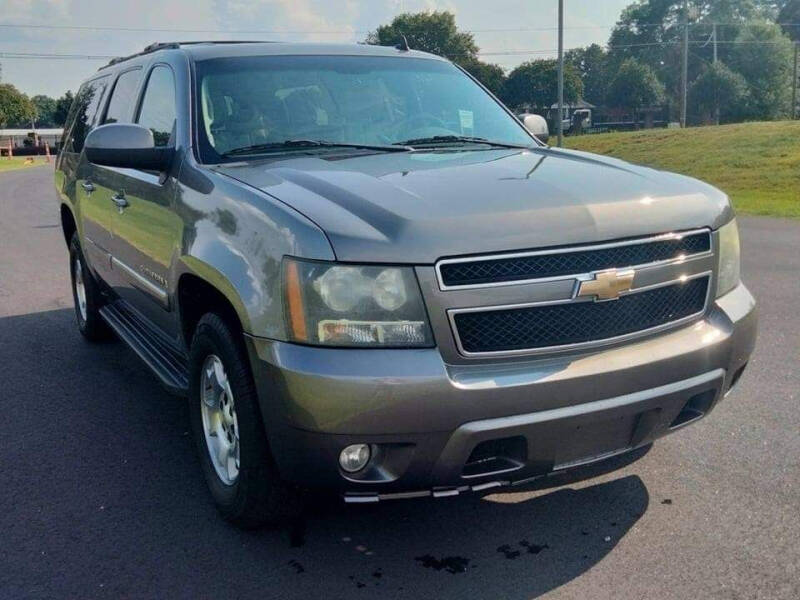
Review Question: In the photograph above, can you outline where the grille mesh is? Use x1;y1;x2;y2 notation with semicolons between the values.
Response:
453;276;709;354
439;231;710;287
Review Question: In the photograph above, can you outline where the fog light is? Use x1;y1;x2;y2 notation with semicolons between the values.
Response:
339;444;371;473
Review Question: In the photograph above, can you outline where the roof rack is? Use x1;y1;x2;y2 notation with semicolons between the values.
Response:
98;40;273;71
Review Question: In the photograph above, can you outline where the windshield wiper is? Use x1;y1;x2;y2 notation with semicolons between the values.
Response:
394;135;533;149
221;139;412;157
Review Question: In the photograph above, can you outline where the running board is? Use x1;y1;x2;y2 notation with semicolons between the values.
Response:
99;301;189;396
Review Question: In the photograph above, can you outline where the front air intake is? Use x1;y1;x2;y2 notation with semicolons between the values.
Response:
462;436;527;479
670;389;717;429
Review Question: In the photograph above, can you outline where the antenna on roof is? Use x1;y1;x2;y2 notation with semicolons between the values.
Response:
396;34;410;52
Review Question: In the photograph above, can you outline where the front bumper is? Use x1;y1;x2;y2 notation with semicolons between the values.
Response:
246;283;756;498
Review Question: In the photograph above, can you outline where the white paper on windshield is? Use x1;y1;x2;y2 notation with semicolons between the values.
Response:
459;109;474;134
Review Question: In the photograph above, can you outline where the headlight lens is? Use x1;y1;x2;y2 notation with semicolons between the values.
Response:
283;258;433;347
716;219;741;297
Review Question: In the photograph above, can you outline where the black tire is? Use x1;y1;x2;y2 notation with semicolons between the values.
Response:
69;233;112;342
188;313;297;529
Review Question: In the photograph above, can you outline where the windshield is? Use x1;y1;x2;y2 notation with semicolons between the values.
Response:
194;54;534;162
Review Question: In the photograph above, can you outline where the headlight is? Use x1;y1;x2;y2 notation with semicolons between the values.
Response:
716;219;741;297
283;258;433;347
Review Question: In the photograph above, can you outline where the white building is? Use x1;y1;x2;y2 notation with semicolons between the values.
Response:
0;128;64;150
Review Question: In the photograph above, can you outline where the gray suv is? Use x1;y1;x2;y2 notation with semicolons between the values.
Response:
55;41;757;527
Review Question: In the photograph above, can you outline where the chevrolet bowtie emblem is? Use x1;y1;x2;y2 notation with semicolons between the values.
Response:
577;268;636;301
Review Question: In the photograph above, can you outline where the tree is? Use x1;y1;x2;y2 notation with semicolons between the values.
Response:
53;91;74;127
366;11;507;96
461;60;506;96
608;1;775;119
32;95;57;128
606;58;666;111
0;83;35;128
608;0;684;98
503;59;583;111
728;20;794;118
566;44;609;105
690;61;749;122
366;11;478;62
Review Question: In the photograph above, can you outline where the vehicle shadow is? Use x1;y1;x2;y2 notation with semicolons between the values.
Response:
2;308;650;600
284;450;650;599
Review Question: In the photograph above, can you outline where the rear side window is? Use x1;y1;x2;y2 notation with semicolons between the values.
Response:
104;69;142;124
64;76;110;153
137;66;176;147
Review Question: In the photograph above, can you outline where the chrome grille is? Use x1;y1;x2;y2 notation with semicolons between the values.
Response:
452;276;710;355
437;230;711;290
435;229;715;358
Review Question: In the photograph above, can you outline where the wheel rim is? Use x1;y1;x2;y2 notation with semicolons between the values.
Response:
200;355;240;486
73;255;88;322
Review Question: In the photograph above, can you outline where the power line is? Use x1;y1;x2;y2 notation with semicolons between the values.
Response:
0;52;116;60
0;21;798;35
0;39;793;62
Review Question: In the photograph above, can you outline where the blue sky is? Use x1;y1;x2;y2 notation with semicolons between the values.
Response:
1;0;631;97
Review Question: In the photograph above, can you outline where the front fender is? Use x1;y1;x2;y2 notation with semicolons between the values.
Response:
173;163;335;339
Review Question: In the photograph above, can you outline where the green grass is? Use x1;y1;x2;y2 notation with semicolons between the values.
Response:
564;121;800;219
0;156;51;172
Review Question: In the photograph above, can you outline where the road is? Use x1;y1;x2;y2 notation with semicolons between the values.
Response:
1;165;798;599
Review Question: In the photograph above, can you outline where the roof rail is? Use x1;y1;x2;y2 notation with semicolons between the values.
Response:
98;40;273;71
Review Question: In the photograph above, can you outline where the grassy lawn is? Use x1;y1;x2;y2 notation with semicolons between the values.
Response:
565;121;800;219
0;156;52;173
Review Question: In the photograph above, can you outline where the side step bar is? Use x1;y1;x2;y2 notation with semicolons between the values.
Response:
99;301;189;396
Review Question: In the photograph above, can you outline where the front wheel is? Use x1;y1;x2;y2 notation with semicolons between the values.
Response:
188;313;297;528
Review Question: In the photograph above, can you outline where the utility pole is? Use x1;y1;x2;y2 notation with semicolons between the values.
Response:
557;0;564;147
793;42;798;120
712;23;717;64
713;23;719;125
680;0;689;128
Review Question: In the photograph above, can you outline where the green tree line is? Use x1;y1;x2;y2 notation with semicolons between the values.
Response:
367;1;799;123
0;83;74;129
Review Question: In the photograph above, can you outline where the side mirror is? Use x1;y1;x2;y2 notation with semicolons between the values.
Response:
521;114;549;144
85;123;174;171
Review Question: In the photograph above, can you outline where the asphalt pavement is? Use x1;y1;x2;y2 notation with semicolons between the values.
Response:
1;165;798;599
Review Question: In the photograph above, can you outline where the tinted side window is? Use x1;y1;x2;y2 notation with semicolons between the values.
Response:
137;66;176;147
68;76;109;153
60;86;86;150
104;69;142;124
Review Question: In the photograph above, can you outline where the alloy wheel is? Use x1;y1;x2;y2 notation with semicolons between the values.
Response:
73;255;88;322
200;355;240;485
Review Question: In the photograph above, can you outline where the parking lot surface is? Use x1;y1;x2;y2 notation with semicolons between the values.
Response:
1;166;798;599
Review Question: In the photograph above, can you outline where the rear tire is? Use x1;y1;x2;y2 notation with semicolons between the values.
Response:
188;313;298;529
69;233;112;342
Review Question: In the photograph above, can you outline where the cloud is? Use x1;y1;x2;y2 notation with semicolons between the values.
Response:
213;0;360;41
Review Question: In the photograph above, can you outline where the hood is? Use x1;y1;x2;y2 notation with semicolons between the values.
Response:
215;147;732;264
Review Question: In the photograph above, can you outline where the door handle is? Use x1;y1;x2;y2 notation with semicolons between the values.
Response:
81;181;95;193
111;193;129;209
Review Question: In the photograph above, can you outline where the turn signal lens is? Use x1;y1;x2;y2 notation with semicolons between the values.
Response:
284;259;308;341
716;219;741;297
